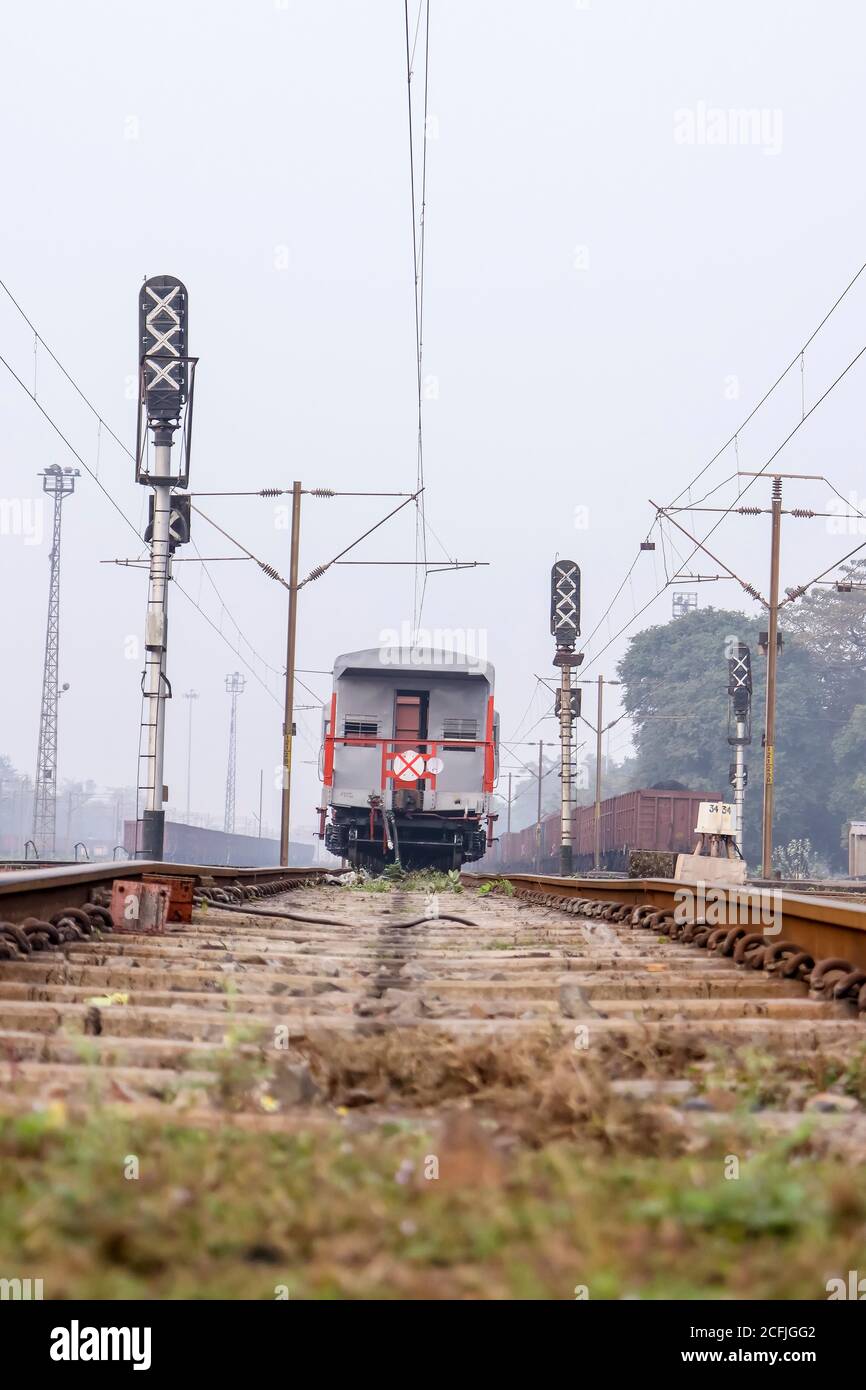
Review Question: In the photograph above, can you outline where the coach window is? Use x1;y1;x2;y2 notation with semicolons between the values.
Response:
343;717;379;748
442;717;477;751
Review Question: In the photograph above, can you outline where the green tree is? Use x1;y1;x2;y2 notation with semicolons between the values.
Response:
784;559;866;719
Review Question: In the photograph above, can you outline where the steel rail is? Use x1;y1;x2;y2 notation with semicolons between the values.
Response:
465;871;866;989
0;861;340;925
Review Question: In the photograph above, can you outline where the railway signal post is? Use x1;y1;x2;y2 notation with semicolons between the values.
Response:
134;276;197;860
727;643;752;858
550;560;582;876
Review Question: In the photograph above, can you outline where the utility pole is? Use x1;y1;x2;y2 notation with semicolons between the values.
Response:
279;480;302;867
32;465;78;857
135;276;195;860
762;477;783;877
655;472;855;880
550;560;582;876
257;768;264;838
183;690;199;822
594;675;604;871
269;484;430;864
224;673;246;834
727;644;752;858
534;738;544;872
571;675;622;872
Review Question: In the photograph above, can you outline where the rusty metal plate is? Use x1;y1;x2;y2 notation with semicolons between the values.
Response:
110;880;170;935
143;874;195;924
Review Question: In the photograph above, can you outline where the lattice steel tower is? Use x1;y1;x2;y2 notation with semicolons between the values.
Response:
223;672;246;834
33;465;79;856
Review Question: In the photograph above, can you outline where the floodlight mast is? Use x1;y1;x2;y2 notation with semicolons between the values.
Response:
727;643;752;859
551;560;582;876
135;276;192;860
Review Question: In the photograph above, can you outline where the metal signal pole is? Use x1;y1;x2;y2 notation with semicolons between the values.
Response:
727;644;752;858
762;478;783;877
135;276;195;861
556;657;578;875
550;560;581;876
279;480;302;866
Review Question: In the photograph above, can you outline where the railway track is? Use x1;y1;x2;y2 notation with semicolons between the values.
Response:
0;865;864;1122
3;862;866;1298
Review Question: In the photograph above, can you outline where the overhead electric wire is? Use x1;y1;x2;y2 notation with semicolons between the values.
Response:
191;503;290;589
579;516;660;653
296;489;423;588
187;534;284;680
0;275;133;461
0;290;302;704
507;676;552;746
404;0;431;628
580;260;866;671
0;349;146;545
669;255;866;508
580;333;866;680
171;578;281;707
408;0;425;68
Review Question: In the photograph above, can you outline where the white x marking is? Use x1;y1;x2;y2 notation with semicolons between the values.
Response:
145;285;182;357
147;358;182;389
393;749;425;782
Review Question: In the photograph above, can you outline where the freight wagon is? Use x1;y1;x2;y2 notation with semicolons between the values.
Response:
489;786;720;875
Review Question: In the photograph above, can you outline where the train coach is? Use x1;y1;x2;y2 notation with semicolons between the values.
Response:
318;647;499;871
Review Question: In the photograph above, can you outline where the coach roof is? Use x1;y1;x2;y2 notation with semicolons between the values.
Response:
333;647;494;685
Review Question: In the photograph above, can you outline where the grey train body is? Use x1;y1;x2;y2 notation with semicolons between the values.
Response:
320;647;498;871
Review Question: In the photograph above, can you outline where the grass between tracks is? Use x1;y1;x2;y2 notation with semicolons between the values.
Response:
2;1031;866;1297
0;1109;864;1299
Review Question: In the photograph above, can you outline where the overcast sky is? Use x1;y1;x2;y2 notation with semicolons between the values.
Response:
2;0;866;843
